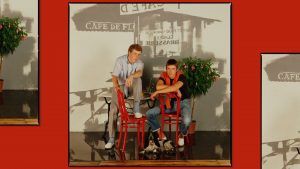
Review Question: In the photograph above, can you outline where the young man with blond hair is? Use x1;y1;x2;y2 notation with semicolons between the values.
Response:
105;44;144;149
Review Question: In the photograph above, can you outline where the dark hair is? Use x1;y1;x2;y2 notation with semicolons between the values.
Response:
166;59;178;68
128;44;142;53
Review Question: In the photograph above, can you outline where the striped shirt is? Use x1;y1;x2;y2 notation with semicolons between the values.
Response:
112;54;144;85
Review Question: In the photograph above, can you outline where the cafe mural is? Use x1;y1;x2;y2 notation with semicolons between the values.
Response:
72;3;225;89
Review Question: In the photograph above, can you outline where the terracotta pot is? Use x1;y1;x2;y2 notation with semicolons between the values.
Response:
0;79;3;93
188;120;196;134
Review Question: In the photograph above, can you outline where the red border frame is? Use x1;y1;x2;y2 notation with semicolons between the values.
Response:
1;0;300;168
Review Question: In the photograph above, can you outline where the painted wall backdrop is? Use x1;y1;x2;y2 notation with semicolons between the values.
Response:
0;0;38;90
69;3;231;132
262;54;300;169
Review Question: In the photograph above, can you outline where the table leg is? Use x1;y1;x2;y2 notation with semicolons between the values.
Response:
102;97;111;141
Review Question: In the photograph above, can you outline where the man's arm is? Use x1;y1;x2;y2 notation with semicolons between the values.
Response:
112;75;120;89
129;62;144;79
156;81;183;94
126;70;143;87
150;81;183;100
156;79;169;90
130;69;143;78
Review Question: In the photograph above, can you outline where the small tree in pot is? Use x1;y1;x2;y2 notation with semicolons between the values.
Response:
178;57;220;134
0;17;27;92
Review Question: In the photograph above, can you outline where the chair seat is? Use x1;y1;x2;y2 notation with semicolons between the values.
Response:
123;115;147;123
162;113;181;117
162;112;182;121
162;114;182;126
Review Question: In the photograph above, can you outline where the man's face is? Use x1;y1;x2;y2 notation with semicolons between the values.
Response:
166;65;177;79
128;49;141;64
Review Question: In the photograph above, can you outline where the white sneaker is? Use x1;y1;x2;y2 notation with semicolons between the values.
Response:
105;142;114;149
160;136;167;140
178;146;184;152
178;137;184;147
134;112;142;118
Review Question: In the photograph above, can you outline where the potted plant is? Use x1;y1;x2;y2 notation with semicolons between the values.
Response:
0;17;27;92
178;57;220;134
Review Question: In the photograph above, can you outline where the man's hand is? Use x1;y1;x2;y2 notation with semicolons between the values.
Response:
150;91;158;100
125;75;133;87
176;90;182;98
114;86;121;93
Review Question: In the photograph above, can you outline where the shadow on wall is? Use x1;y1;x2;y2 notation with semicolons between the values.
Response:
1;0;37;89
262;138;300;169
71;4;221;91
70;87;112;132
2;37;37;89
196;77;230;131
264;54;300;82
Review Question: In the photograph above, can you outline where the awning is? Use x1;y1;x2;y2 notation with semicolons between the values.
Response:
264;54;300;82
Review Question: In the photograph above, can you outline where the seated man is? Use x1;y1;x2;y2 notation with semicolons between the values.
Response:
104;44;144;149
146;59;191;147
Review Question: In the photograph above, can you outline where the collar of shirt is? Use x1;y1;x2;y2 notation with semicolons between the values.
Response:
127;55;133;65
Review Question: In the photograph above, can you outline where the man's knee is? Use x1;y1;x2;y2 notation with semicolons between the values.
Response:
146;110;151;118
146;109;154;118
182;109;192;126
146;107;160;117
184;116;191;126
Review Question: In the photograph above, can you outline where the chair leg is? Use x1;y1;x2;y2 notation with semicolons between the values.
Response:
117;123;123;148
176;117;179;146
161;117;165;140
169;117;171;139
122;125;128;152
137;123;140;148
142;121;145;148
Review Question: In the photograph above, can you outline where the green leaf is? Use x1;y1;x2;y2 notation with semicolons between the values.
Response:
0;17;27;56
178;57;220;97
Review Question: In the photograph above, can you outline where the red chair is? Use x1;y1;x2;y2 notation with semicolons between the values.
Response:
158;93;189;146
116;89;147;152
